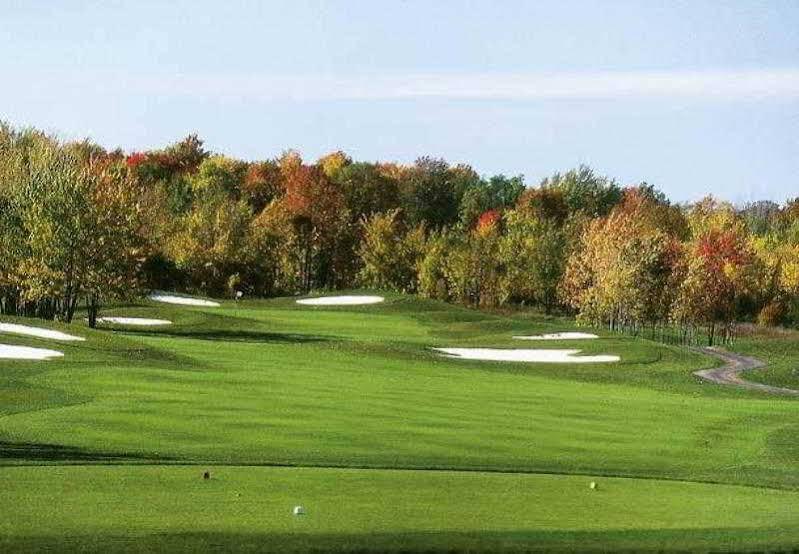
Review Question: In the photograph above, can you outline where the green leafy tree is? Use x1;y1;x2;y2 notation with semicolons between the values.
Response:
334;162;400;221
501;210;567;311
417;231;451;301
459;174;525;227
1;134;144;323
444;211;504;307
82;160;147;327
191;155;248;198
540;165;623;218
400;158;474;229
358;209;425;292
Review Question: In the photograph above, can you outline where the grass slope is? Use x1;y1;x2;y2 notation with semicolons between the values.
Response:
1;292;798;552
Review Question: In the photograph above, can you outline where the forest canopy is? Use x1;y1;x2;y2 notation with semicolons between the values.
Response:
1;124;797;342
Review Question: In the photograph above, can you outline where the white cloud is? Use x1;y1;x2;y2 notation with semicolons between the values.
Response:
134;68;799;101
390;69;799;100
16;68;799;102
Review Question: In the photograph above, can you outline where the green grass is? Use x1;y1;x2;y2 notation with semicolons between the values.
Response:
733;329;799;390
1;292;798;552
3;465;799;553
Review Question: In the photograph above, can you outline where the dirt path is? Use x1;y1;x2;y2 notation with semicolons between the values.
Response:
693;347;799;396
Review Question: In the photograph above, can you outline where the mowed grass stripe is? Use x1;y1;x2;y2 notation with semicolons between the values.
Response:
1;328;795;487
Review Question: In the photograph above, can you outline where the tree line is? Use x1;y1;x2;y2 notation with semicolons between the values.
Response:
1;124;797;343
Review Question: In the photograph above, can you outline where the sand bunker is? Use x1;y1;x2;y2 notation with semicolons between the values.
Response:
96;317;173;326
0;344;64;360
0;323;84;342
149;293;220;307
513;332;599;341
296;295;385;306
435;348;619;364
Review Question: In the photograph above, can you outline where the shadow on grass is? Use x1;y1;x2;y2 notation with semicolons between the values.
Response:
114;329;334;344
0;441;171;463
1;527;794;554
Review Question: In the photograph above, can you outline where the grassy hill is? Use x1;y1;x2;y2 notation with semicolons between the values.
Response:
1;293;798;552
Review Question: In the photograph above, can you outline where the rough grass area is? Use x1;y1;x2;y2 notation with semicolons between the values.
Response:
1;291;798;552
734;329;799;390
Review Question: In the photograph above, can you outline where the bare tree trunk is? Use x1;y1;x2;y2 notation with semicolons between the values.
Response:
64;288;80;323
87;294;99;329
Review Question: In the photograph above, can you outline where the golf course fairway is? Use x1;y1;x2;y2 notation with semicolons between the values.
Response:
1;293;798;552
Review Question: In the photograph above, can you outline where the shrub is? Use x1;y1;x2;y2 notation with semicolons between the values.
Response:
757;300;787;327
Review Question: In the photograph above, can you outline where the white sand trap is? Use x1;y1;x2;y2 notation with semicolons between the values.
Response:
296;295;384;306
513;332;599;341
0;344;64;360
0;323;84;342
435;348;619;364
96;317;173;326
149;293;220;307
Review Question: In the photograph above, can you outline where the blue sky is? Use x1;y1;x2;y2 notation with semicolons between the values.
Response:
1;0;798;203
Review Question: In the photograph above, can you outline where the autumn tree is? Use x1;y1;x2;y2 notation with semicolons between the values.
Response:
167;194;254;295
249;200;300;294
358;209;425;292
82;159;147;327
242;160;283;212
515;187;570;226
672;198;765;344
560;190;683;332
317;150;352;178
458;174;525;228
0;125;25;314
3;120;797;341
280;160;350;290
749;199;799;325
444;210;505;307
751;236;799;325
1;133;144;323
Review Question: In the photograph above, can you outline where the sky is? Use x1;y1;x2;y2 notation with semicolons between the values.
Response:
1;0;798;203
